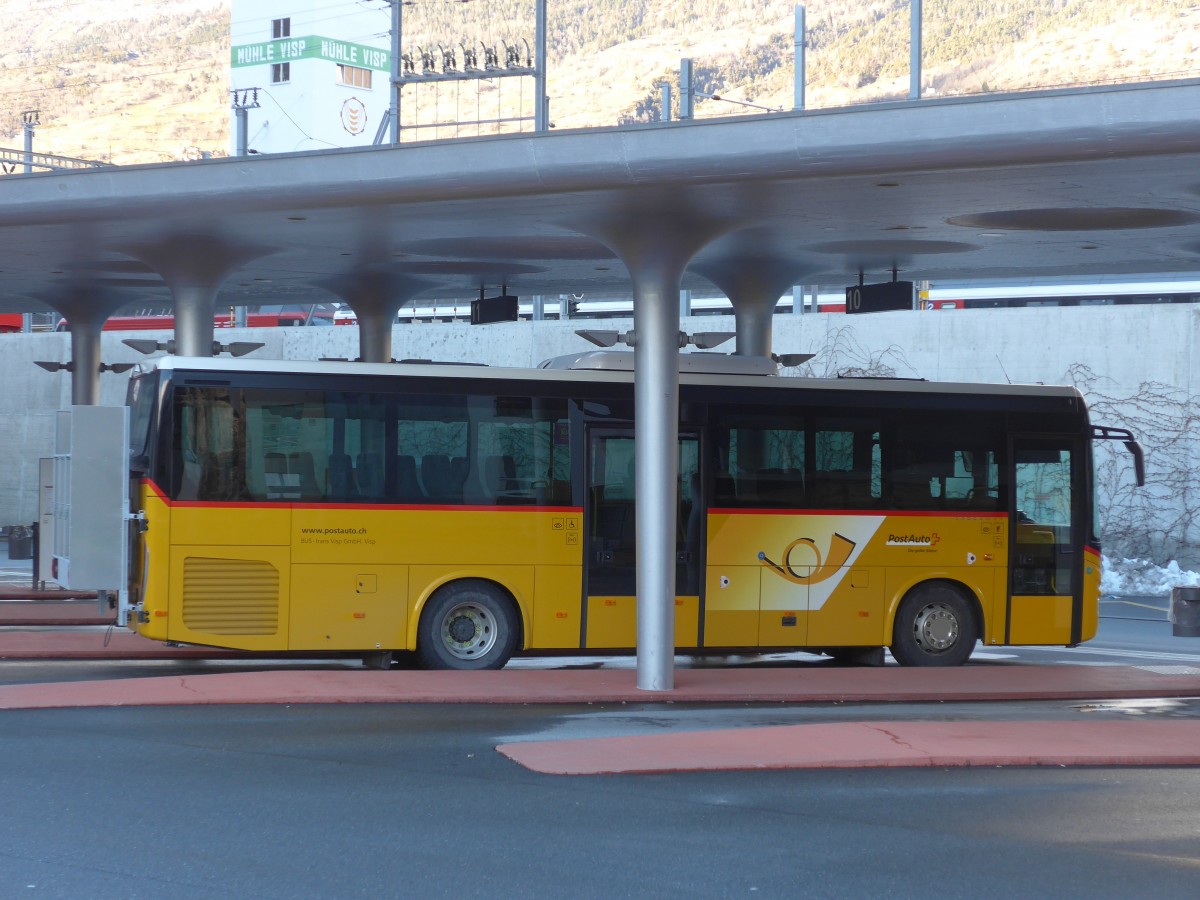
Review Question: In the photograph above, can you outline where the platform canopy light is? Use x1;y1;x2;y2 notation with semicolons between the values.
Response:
33;360;134;373
576;330;736;350
122;339;265;357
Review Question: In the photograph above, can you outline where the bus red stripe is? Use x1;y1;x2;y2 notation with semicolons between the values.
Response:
707;507;1008;518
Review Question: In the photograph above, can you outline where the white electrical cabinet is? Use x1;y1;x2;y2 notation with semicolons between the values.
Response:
51;406;130;593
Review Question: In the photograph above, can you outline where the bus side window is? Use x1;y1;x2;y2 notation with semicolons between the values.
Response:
469;395;570;506
174;387;245;502
712;414;805;509
888;444;956;510
394;455;424;502
397;395;469;505
811;421;879;509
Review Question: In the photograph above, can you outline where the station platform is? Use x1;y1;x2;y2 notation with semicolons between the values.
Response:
2;595;1200;772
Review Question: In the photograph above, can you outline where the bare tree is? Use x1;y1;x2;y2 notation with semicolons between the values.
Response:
1067;363;1200;568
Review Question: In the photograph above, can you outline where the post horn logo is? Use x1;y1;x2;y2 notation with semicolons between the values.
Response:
758;533;856;586
341;97;368;135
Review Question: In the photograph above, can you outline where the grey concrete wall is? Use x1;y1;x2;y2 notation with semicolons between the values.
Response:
3;305;1196;564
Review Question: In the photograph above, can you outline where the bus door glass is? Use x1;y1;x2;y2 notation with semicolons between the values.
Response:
1009;438;1080;643
583;428;701;647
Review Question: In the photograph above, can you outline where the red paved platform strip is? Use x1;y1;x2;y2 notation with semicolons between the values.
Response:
0;600;114;626
0;665;1197;710
497;719;1200;773
0;586;97;602
0;630;249;660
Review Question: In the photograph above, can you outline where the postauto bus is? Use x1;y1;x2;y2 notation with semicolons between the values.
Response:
117;352;1143;669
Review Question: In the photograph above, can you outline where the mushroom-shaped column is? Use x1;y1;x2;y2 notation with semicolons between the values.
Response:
586;201;734;692
126;234;273;357
46;286;129;405
322;268;437;363
692;232;815;358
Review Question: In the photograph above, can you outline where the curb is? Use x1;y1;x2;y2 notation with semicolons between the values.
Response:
497;719;1200;774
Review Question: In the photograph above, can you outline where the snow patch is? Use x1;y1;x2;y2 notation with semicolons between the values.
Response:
1101;555;1200;597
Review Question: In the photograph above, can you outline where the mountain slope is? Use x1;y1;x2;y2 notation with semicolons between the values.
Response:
1;0;1195;165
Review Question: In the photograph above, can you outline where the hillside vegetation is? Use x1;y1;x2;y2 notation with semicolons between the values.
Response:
0;0;1196;164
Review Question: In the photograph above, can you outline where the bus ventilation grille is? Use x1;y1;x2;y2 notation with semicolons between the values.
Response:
182;557;280;635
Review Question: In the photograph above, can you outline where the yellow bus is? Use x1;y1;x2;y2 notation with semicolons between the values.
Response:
120;352;1143;669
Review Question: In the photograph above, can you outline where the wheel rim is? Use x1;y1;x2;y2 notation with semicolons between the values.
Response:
439;601;497;660
912;603;960;653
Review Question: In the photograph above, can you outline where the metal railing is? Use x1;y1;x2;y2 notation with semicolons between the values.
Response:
0;147;112;174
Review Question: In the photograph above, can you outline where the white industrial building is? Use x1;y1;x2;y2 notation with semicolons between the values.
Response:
229;0;391;154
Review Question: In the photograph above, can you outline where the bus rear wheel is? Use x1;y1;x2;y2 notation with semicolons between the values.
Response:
890;583;977;667
417;580;518;670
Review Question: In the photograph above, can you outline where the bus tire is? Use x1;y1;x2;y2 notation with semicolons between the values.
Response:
416;580;519;671
890;582;977;667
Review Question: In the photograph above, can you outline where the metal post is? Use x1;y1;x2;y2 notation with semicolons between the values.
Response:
679;289;691;317
910;0;922;100
231;90;260;156
390;0;402;143
30;522;39;590
235;106;248;156
534;0;548;132
22;111;38;174
660;82;673;122
793;285;805;315
794;6;806;111
532;294;545;321
680;59;694;120
633;271;681;691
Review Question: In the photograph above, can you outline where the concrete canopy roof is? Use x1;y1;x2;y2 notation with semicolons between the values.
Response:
3;78;1200;315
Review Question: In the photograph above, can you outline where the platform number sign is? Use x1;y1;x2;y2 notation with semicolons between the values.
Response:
845;281;914;314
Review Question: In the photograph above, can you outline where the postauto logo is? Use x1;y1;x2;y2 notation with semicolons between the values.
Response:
885;532;940;547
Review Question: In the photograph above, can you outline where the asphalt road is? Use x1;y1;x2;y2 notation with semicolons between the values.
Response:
1;703;1198;899
0;600;1198;898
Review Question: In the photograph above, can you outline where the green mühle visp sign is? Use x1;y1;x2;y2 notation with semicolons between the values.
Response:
232;36;391;71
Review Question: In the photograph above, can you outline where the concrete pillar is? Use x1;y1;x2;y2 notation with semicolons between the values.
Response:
322;268;436;363
67;314;104;405
126;234;273;357
693;244;811;358
734;300;775;358
47;288;127;405
586;200;733;692
355;300;396;363
172;283;220;358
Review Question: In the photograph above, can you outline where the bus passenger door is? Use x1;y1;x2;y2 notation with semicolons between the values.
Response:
1008;438;1083;645
583;429;701;649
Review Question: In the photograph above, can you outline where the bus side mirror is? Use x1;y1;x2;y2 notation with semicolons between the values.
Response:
1091;426;1146;488
1123;440;1145;487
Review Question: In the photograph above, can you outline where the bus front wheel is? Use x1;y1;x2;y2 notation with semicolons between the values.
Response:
890;583;977;667
417;580;519;670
